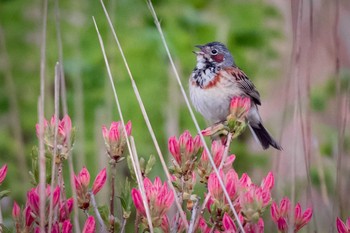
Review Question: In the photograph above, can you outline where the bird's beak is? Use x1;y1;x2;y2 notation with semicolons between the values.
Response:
193;45;205;55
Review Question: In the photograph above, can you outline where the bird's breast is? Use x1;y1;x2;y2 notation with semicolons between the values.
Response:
189;69;244;123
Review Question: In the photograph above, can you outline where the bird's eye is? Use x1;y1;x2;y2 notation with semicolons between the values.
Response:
211;49;218;55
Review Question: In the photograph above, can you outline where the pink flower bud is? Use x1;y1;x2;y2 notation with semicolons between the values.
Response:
62;219;73;233
212;141;224;167
79;167;91;188
52;186;61;207
295;206;313;231
74;174;82;189
261;171;274;191
59;115;72;139
35;119;48;138
109;122;120;142
336;217;350;233
131;188;145;215
27;189;39;215
270;202;279;222
160;215;170;233
229;96;251;119
223;213;237;232
12;201;20;220
239;173;252;188
225;169;238;198
193;135;201;151
102;126;109;141
25;205;34;227
60;198;74;222
279;197;290;216
125;121;132;136
198;217;210;233
52;222;60;233
277;218;288;231
92;168;107;195
82;216;95;233
201;127;212;136
179;130;191;148
168;136;181;164
0;164;8;184
208;171;223;200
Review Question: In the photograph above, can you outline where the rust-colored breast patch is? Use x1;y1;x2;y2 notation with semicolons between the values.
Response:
202;74;221;89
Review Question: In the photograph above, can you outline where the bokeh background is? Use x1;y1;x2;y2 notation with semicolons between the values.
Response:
0;0;349;232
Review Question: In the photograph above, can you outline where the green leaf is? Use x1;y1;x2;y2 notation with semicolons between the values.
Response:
97;205;110;225
0;190;10;199
126;156;136;181
145;155;156;176
0;224;11;233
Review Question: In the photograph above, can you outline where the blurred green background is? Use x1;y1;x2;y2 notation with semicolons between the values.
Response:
0;0;349;232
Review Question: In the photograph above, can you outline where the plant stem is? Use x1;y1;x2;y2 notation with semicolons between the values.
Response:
109;162;116;233
188;197;200;233
219;132;233;168
134;213;140;233
120;217;127;233
90;191;108;232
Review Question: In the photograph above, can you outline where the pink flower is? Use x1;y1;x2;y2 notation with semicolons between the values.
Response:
160;215;170;233
261;171;274;191
51;222;60;233
102;121;132;160
24;205;34;227
36;115;72;155
198;141;236;183
59;198;74;222
12;201;20;220
271;197;313;232
336;217;350;233
244;218;264;233
27;185;61;218
208;169;238;202
82;216;96;233
197;217;210;233
229;96;251;119
168;131;202;167
0;164;7;184
62;219;73;233
294;203;313;231
168;136;181;164
131;177;174;228
222;213;237;233
92;168;107;195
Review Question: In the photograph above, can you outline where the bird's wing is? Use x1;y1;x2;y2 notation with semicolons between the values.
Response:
225;66;261;105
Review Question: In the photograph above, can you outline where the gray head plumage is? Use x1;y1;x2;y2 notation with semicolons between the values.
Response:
195;41;235;67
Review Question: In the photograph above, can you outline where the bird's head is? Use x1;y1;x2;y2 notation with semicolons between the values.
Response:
193;41;235;67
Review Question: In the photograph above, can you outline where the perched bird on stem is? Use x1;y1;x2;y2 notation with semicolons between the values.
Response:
189;41;281;150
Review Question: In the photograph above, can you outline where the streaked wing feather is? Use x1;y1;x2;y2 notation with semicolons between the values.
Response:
226;67;261;105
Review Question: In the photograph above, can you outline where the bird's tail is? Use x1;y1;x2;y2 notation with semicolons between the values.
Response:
249;123;282;150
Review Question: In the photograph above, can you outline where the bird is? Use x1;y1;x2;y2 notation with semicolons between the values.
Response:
189;41;282;150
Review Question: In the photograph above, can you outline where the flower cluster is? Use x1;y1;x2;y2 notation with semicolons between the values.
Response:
74;167;107;210
197;141;235;183
131;177;174;231
168;131;202;200
12;185;69;232
271;197;313;232
35;115;73;162
102;121;132;162
202;169;273;232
